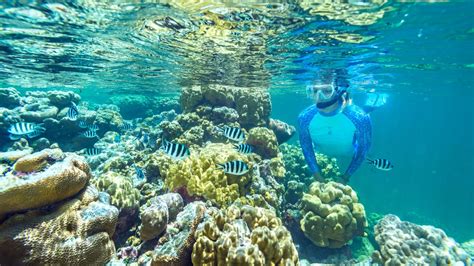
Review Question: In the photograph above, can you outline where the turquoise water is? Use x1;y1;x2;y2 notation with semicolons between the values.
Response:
0;0;473;263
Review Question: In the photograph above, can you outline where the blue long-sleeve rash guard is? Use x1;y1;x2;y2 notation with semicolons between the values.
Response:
298;104;372;177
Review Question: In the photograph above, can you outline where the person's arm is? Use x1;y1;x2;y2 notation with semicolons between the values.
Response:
343;105;372;178
298;105;320;175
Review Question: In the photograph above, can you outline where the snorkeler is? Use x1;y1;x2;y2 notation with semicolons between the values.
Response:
298;69;384;182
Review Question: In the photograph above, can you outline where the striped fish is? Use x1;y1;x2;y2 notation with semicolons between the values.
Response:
78;121;88;129
8;122;43;135
234;144;253;154
217;160;249;175
83;130;98;138
85;148;102;156
218;126;245;142
120;122;134;131
88;124;99;131
160;140;190;160
133;164;146;180
67;102;79;121
367;158;394;171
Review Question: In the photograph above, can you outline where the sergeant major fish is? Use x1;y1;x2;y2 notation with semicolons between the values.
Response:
85;148;102;156
367;158;394;171
234;143;253;154
83;130;98;138
160;139;190;160
217;126;245;142
67;102;79;121
217;160;249;175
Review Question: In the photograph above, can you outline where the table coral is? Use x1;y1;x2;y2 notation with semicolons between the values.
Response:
372;214;471;265
0;185;118;265
192;204;299;265
299;181;367;248
0;149;91;217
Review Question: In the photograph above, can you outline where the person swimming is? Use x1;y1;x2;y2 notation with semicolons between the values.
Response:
298;69;384;182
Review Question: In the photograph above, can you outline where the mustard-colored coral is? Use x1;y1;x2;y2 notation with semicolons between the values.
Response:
192;204;299;265
299;181;367;248
92;172;141;210
158;143;252;207
0;185;118;265
13;148;64;173
246;127;280;159
0;150;91;217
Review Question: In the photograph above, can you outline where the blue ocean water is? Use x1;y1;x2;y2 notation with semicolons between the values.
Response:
0;0;473;263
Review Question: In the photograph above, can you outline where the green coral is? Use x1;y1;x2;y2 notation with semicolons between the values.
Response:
299;181;367;248
92;172;141;209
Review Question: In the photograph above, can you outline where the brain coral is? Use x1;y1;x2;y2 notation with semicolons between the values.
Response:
372;214;471;265
192;204;299;265
299;181;367;248
0;149;91;217
0;185;118;265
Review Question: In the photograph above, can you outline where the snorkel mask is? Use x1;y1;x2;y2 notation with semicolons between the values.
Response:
306;82;343;107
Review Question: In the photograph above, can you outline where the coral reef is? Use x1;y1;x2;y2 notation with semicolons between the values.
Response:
372;214;471;265
150;201;206;265
269;118;296;144
0;185;118;265
180;84;271;128
299;181;367;248
0;149;91;217
157;142;253;207
192;203;299;265
0;87;22;108
109;94;179;119
139;193;184;241
92;171;141;210
247;127;280;159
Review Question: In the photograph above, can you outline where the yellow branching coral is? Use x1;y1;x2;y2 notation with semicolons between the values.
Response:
158;143;252;207
192;204;299;265
299;181;367;248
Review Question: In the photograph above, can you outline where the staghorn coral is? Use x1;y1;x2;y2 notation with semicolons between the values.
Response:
299;181;367;248
192;204;299;265
139;193;184;241
372;214;471;265
150;201;206;265
158;142;253;207
0;185;118;265
180;84;271;128
0;149;91;217
247;127;280;159
92;171;141;210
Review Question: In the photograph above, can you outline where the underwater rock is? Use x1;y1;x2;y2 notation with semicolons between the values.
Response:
150;201;206;265
269;118;296;144
0;107;21;133
139;193;184;241
192;204;299;265
0;148;33;163
180;84;271;128
299;181;367;248
0;185;118;265
0;149;91;217
372;214;471;265
19;98;59;122
247;127;280;159
0;87;22;108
